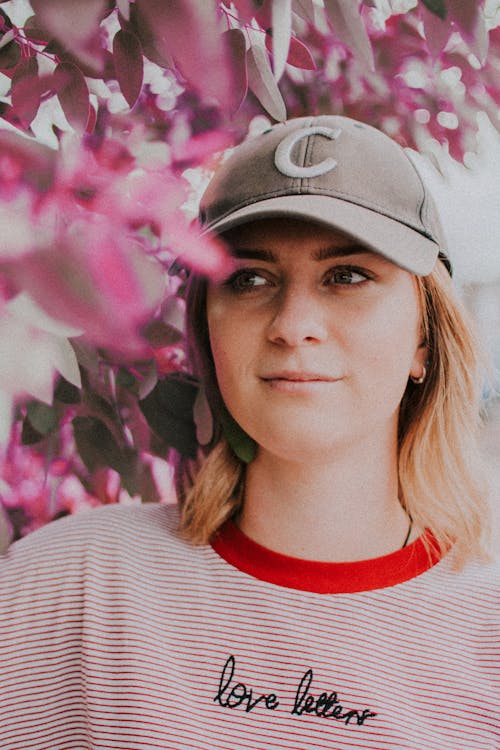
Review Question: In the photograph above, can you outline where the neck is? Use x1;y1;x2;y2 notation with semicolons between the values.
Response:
238;431;413;562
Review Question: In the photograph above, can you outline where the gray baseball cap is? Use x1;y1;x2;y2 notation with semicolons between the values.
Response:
199;115;450;276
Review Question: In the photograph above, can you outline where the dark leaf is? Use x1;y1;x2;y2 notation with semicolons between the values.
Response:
116;367;137;389
254;0;272;29
136;462;161;503
112;28;143;107
142;320;183;347
0;40;21;70
82;391;117;425
126;3;173;67
10;76;41;126
21;417;44;445
420;0;447;20
223;28;248;113
10;64;49;127
193;386;213;446
288;37;316;69
70;340;100;374
54;61;90;132
0;7;13;45
26;402;59;435
0;504;13;554
139;373;198;458
11;54;39;82
221;410;256;463
120;461;140;497
72;416;126;474
265;32;316;70
54;376;81;404
23;15;51;43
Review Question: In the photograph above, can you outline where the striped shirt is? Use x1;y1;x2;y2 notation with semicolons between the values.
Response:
0;502;498;750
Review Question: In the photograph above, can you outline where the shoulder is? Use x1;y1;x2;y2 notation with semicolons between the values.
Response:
461;553;500;596
0;502;188;581
420;547;500;609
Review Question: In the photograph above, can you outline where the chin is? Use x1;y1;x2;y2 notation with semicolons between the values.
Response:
253;424;353;462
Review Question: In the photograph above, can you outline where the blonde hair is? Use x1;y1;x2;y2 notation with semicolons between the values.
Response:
176;260;491;566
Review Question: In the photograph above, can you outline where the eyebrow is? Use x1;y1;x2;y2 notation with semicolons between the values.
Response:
230;245;371;262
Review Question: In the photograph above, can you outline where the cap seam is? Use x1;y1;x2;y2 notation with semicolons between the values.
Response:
404;148;432;233
296;115;315;191
302;123;316;192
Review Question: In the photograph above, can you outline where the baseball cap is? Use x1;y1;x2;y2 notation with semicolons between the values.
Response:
199;115;451;276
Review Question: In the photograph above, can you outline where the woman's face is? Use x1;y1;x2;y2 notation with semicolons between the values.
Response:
206;218;427;463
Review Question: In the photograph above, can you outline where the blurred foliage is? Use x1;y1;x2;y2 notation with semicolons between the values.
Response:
0;0;498;542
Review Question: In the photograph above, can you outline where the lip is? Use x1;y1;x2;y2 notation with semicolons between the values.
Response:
261;371;341;382
260;373;342;394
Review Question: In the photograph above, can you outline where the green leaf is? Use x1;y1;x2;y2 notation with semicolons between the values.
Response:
54;376;81;404
116;367;137;389
139;373;198;458
220;410;256;464
193;386;213;446
420;0;447;20
72;416;126;474
136;462;161;504
21;418;44;445
0;503;13;554
120;462;140;497
26;402;58;435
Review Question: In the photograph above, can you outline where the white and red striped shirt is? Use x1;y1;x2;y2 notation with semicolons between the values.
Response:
0;503;498;749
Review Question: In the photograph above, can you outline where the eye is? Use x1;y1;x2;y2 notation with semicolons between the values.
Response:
224;269;271;293
326;267;370;286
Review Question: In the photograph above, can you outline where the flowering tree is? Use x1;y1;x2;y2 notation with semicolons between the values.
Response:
0;0;499;545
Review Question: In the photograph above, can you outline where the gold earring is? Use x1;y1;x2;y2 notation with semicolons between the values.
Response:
410;366;427;385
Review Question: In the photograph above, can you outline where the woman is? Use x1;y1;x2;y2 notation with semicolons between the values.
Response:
0;116;498;750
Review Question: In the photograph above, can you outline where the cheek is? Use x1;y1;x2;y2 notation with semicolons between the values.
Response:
206;293;251;398
209;333;238;393
206;289;229;358
352;293;421;399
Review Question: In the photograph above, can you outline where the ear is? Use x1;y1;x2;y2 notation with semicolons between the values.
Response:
409;341;428;381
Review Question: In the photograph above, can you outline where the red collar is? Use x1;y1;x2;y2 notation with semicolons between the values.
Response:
211;521;443;594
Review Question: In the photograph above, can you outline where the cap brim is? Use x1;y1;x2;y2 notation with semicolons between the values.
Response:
203;194;439;276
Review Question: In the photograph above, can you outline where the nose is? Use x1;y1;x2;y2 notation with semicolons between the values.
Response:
266;285;329;346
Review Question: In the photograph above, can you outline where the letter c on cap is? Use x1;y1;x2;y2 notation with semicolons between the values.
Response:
274;126;341;178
